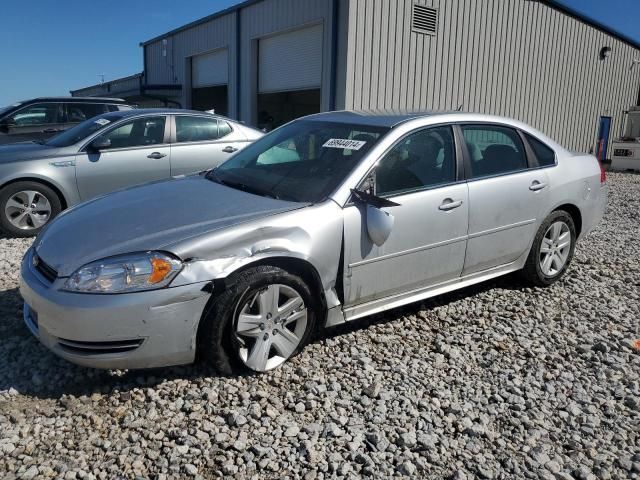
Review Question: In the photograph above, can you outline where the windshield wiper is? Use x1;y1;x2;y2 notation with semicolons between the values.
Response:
208;171;281;200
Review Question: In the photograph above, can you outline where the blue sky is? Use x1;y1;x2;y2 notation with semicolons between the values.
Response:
0;0;638;106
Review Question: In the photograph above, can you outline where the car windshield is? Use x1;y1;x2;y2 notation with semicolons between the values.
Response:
0;103;21;117
45;113;127;147
208;120;389;203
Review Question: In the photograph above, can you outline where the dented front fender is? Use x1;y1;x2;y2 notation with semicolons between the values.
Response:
169;202;344;293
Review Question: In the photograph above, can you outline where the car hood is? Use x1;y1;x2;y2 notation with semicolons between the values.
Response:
34;175;305;277
0;142;62;163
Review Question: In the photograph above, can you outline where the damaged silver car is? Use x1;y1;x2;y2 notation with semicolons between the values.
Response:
19;111;607;373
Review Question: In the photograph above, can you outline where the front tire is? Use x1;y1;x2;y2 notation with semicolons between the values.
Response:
0;181;62;237
521;210;576;287
198;265;318;374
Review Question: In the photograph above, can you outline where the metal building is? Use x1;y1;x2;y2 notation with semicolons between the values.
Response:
73;0;640;158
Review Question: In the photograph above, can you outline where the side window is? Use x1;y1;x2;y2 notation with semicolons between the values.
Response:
101;116;166;149
65;103;107;123
376;126;457;196
525;133;556;167
218;121;232;138
8;103;63;126
175;116;219;143
462;125;527;178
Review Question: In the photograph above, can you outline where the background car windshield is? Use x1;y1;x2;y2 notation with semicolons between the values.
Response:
210;121;388;202
46;114;126;147
0;104;16;116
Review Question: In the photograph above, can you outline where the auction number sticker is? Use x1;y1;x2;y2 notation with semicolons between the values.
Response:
94;118;111;126
322;138;367;150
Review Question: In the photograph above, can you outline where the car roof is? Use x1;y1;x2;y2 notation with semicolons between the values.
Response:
301;110;460;128
300;109;551;129
99;108;237;120
18;97;128;104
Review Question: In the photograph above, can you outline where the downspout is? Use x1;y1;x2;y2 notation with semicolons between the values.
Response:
329;0;339;111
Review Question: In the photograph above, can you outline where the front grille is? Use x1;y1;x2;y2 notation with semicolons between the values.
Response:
33;254;58;283
58;338;144;355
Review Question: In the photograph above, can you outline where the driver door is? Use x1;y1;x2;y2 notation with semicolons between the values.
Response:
342;125;469;308
75;115;171;200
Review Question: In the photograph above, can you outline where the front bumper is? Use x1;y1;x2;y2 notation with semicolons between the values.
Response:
19;248;212;369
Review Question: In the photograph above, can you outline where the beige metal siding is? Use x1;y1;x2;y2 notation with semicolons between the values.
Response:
71;75;141;98
144;12;237;114
239;0;334;122
343;0;640;157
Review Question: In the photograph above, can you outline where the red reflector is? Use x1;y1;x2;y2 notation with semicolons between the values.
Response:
599;159;606;184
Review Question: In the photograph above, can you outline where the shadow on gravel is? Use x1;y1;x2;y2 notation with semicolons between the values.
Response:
1;273;529;401
318;272;530;342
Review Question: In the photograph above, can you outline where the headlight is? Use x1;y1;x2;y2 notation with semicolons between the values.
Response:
64;252;182;294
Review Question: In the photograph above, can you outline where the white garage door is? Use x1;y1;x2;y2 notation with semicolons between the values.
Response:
258;24;323;94
192;49;229;88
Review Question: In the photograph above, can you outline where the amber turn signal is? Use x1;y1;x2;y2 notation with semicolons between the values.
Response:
149;257;174;284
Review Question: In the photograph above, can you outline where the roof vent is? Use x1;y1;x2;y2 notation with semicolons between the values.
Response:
412;4;438;35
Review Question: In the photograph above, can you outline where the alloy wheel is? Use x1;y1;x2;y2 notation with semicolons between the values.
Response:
234;283;308;372
4;190;52;230
539;220;572;277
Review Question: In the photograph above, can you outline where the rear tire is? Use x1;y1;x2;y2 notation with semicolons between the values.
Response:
521;210;576;287
0;181;62;237
198;265;318;375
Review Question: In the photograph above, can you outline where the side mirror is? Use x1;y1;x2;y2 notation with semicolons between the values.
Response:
89;136;111;151
366;204;395;246
350;188;399;247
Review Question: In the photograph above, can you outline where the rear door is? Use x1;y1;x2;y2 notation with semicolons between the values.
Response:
169;115;248;176
460;124;551;275
75;115;171;200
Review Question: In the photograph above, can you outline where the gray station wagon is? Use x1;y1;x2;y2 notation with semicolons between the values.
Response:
19;111;607;374
0;109;263;236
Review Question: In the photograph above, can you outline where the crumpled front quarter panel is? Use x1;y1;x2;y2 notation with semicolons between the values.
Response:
170;201;344;291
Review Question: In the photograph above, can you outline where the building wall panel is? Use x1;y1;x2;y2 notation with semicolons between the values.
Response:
239;0;334;122
343;0;640;157
144;13;237;114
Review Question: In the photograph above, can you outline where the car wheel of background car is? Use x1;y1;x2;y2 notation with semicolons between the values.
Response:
0;181;62;237
198;265;318;374
521;210;576;287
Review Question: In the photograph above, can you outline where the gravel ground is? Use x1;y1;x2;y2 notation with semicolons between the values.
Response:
0;172;638;480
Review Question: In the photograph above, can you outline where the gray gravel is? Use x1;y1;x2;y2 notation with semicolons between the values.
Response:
1;172;639;479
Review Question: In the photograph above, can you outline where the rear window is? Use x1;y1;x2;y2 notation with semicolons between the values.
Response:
65;103;108;123
525;134;556;167
218;121;232;138
462;125;528;178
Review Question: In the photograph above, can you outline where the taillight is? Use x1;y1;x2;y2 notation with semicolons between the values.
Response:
599;158;606;184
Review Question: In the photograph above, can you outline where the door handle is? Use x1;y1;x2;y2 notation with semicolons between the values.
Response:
147;152;167;159
222;146;238;153
439;198;463;211
43;128;61;133
529;180;547;191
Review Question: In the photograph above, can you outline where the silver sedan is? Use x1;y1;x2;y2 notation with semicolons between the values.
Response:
19;111;607;373
0;109;262;236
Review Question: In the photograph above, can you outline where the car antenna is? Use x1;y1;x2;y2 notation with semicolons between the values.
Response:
456;104;463;111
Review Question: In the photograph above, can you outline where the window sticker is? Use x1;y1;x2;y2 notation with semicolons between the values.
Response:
322;138;367;150
94;118;111;126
